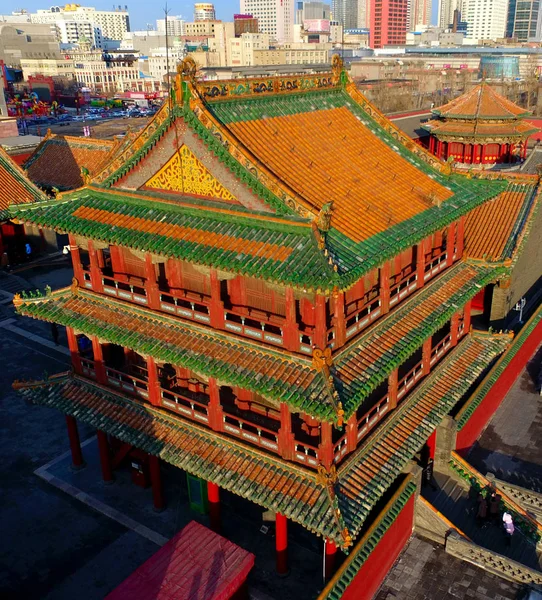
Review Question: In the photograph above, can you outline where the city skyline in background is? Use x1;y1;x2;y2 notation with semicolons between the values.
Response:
1;0;440;30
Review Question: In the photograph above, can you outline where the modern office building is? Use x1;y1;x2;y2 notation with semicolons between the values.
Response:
370;0;409;47
464;0;508;41
506;0;541;42
30;5;130;48
194;3;216;21
240;0;295;41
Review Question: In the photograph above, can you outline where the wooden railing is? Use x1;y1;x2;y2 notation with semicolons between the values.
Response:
345;298;381;340
430;333;452;366
103;275;148;305
105;365;149;400
294;440;319;468
357;394;390;441
161;387;209;424
390;272;417;308
80;356;96;378
224;307;284;348
159;290;211;325
82;270;92;289
398;361;424;401
424;249;448;283
223;413;279;453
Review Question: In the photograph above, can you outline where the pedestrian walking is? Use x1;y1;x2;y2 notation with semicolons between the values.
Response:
476;493;488;526
503;512;514;546
51;322;59;346
488;491;501;523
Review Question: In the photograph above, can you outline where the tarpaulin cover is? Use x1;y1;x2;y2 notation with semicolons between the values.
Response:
105;521;255;600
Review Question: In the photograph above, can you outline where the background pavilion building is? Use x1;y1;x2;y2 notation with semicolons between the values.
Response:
423;83;539;166
10;56;542;597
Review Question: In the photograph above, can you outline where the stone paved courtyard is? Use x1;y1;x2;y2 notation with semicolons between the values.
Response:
376;535;525;600
468;344;542;493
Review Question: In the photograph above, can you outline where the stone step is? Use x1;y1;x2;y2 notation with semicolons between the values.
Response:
422;468;542;572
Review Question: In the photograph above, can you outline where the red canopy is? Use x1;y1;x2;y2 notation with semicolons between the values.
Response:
106;521;255;600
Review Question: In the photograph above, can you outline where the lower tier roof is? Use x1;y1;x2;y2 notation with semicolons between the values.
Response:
14;332;509;546
14;261;504;422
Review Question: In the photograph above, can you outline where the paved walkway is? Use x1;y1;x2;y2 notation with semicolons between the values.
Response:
375;535;524;600
468;344;542;493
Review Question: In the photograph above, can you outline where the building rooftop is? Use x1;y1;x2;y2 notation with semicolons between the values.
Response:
0;146;46;217
24;133;116;190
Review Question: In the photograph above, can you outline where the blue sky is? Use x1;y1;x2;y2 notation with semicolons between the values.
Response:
3;0;437;31
2;0;240;30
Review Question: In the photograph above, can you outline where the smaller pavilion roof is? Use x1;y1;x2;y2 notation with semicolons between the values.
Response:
431;84;531;120
421;119;538;139
24;133;116;190
105;520;255;600
0;146;47;219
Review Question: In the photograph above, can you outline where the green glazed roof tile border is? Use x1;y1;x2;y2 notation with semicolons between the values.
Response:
15;374;346;544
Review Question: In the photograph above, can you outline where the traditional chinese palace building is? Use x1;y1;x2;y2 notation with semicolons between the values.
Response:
423;83;539;166
10;57;542;597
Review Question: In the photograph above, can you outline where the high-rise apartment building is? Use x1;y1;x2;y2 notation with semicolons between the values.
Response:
438;0;464;29
295;1;331;22
332;0;359;28
358;0;371;27
30;5;130;48
464;0;507;40
407;0;432;30
194;3;216;21
240;0;295;42
157;16;185;37
370;0;408;47
506;0;541;41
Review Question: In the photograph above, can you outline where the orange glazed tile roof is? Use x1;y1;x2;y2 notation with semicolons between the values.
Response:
227;106;453;243
422;119;538;138
25;134;115;190
0;146;46;213
432;84;530;120
464;183;538;261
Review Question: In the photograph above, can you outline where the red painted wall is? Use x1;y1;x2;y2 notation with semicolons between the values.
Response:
456;319;542;454
10;152;33;166
426;429;437;460
342;494;415;600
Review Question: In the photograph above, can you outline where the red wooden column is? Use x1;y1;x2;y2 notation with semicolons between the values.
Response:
149;454;165;511
209;268;225;329
319;421;334;470
333;291;346;349
324;539;337;581
87;240;103;293
65;415;85;469
346;413;358;452
388;368;399;409
97;429;114;483
463;299;472;333
422;337;432;376
146;356;161;406
450;313;460;347
456;216;465;259
207;481;220;532
379;260;391;315
68;234;84;285
283;287;300;352
276;513;288;575
314;294;327;350
66;326;83;374
208;377;224;432
91;336;107;384
480;144;487;164
446;222;456;267
416;237;427;289
278;403;295;460
144;253;161;310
